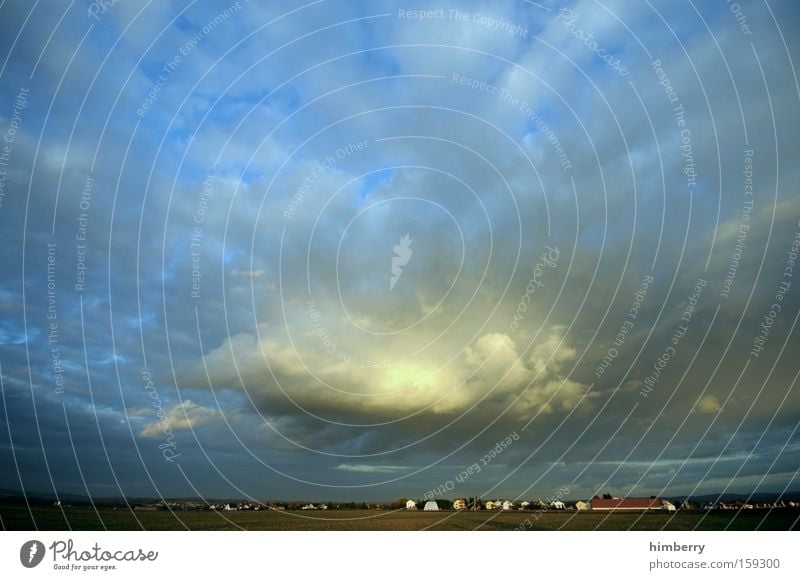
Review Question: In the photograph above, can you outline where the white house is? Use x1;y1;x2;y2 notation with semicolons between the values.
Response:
550;500;565;510
520;501;530;509
301;503;317;510
502;500;515;510
453;499;467;510
485;501;498;510
423;501;439;511
661;501;676;512
575;500;590;511
406;500;417;510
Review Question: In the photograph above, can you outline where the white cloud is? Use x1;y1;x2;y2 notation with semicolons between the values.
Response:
695;394;721;415
139;400;218;438
335;464;408;473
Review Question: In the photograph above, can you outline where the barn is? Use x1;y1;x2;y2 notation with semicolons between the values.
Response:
423;501;439;511
405;500;417;510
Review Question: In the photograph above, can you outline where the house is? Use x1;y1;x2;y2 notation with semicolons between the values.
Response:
485;500;498;510
406;500;417;510
550;500;565;510
223;503;236;511
502;500;515;510
661;501;676;512
301;503;318;510
575;500;590;511
520;501;530;510
453;499;466;510
589;497;663;511
423;501;439;511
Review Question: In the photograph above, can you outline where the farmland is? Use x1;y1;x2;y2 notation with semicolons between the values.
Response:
1;504;797;531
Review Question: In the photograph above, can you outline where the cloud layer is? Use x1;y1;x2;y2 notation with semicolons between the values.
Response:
0;0;798;502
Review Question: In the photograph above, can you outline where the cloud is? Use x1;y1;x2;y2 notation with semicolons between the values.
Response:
1;0;798;500
695;395;722;415
139;400;218;439
229;268;267;279
185;323;590;427
336;464;409;474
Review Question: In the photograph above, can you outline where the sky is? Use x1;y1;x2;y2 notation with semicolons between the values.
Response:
0;0;799;504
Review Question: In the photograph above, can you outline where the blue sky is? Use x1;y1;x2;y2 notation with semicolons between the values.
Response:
0;0;799;503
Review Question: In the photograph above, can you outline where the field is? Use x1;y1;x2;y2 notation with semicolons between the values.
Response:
1;504;798;531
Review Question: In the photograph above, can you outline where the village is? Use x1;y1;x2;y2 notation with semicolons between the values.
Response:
123;494;800;513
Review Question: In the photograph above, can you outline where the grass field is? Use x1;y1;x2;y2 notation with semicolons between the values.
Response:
1;504;798;531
